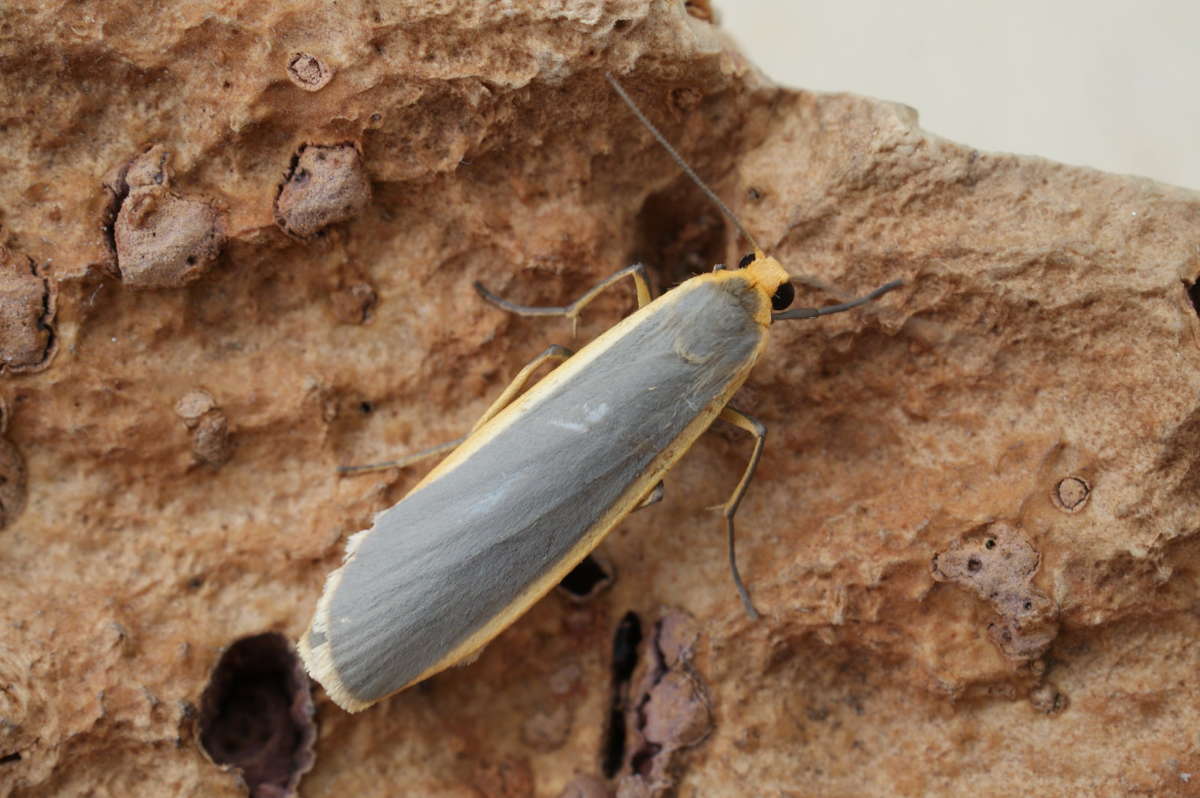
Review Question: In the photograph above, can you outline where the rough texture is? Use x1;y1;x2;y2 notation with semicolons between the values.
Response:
273;143;371;240
0;410;26;531
1;2;1199;797
0;246;55;374
931;522;1059;662
109;146;228;289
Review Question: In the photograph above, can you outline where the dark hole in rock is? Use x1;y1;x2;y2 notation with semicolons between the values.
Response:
630;741;662;776
634;176;728;289
198;632;316;798
967;556;982;572
601;703;626;779
359;401;373;414
558;554;613;601
1188;280;1200;316
602;612;642;778
0;752;20;764
985;538;996;549
612;611;642;683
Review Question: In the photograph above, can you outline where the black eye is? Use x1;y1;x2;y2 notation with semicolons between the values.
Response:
737;252;756;269
771;282;794;311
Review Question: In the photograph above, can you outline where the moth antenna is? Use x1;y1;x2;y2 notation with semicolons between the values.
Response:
606;72;763;254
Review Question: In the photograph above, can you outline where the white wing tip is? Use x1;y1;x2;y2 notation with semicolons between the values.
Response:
297;528;375;714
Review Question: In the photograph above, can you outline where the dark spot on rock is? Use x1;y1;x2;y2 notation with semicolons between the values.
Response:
967;556;982;572
613;18;631;30
359;401;373;414
684;0;715;21
629;741;661;775
0;752;19;764
1188;280;1200;317
274;143;371;240
635;178;727;287
198;632;316;798
602;612;642;778
985;538;996;549
615;611;713;794
558;554;614;602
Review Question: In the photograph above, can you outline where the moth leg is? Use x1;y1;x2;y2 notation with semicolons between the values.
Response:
470;344;573;432
717;405;767;620
475;263;651;335
337;435;469;476
634;480;665;511
338;344;574;476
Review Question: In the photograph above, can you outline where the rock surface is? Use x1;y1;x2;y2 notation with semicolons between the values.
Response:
2;1;1200;796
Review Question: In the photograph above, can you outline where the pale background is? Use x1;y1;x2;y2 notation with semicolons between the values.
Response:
721;0;1199;189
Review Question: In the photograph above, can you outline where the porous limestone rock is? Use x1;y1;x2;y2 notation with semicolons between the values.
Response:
1;1;1199;796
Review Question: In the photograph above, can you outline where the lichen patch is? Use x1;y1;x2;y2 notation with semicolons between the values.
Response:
110;147;226;289
0;246;57;374
274;143;371;240
932;522;1059;661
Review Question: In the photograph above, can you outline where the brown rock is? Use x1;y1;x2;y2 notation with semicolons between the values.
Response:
197;633;316;798
0;435;27;530
286;53;334;92
932;521;1059;661
273;144;371;240
522;704;573;752
0;246;55;374
111;147;227;288
175;390;232;466
1;2;1199;797
610;611;712;798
